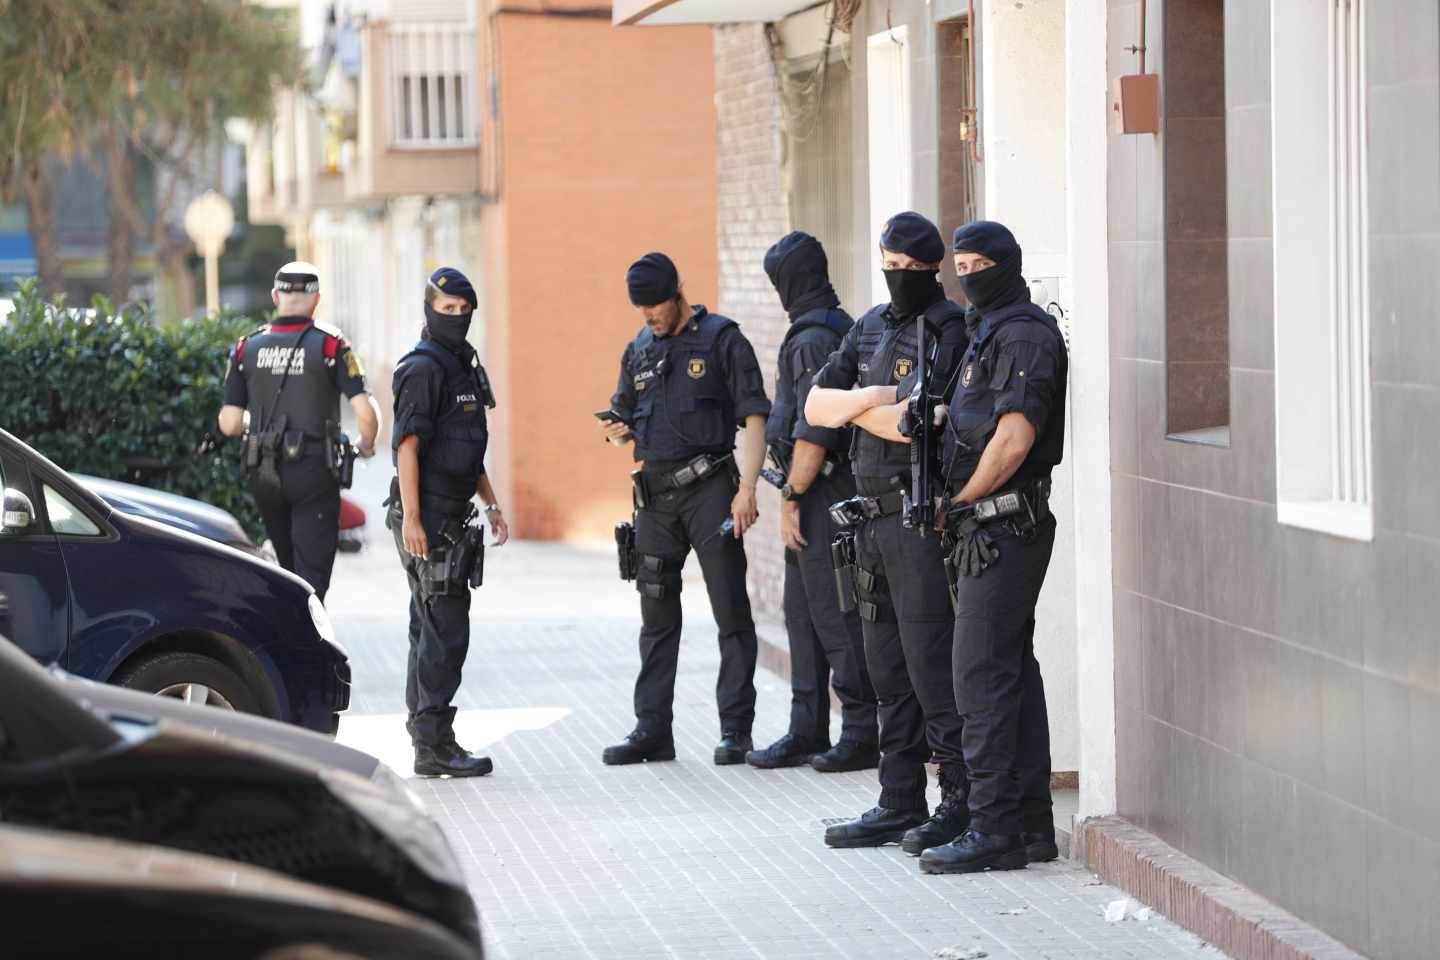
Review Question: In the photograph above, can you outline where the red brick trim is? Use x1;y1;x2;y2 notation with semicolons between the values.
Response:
1082;817;1367;960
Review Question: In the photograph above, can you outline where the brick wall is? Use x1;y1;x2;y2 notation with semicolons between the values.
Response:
713;23;790;623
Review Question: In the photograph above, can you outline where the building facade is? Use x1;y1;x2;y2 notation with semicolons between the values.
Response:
620;0;1439;957
245;0;718;539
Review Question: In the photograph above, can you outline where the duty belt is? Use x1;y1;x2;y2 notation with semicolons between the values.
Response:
645;453;732;493
828;491;905;528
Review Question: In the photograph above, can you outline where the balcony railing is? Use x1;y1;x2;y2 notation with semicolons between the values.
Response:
386;23;477;149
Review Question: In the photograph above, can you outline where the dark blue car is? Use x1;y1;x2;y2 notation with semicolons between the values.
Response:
0;428;350;735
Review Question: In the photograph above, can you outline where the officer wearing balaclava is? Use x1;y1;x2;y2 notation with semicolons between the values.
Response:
914;220;1068;876
744;231;879;774
802;212;974;859
389;266;510;778
598;252;772;768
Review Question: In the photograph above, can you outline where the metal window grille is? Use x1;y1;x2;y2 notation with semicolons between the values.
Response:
387;23;476;148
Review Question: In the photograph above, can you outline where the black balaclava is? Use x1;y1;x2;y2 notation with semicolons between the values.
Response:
879;211;947;319
764;231;840;320
951;220;1029;315
425;266;478;351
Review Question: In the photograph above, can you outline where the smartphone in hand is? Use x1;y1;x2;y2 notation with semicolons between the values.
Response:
594;409;622;423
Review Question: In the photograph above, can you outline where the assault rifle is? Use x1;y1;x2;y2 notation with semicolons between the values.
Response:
899;314;943;537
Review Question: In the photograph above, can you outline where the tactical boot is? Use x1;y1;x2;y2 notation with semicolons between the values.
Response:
714;731;753;765
810;739;879;773
824;806;928;848
601;729;676;765
1024;831;1060;863
919;830;1028;875
900;785;969;856
414;742;493;778
746;733;828;769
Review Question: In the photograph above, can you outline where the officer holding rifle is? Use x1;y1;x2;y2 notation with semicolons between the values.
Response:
389;266;509;779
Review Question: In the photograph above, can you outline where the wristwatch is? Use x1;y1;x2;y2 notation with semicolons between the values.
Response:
484;503;502;516
779;483;804;503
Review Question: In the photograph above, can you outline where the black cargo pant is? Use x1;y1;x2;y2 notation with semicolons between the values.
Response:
852;481;968;813
392;508;472;748
952;513;1056;835
784;469;877;746
632;464;758;736
251;452;340;601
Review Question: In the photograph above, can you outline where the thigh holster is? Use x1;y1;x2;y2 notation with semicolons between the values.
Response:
635;553;682;600
855;566;895;624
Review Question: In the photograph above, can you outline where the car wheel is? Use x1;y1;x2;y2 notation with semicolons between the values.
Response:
113;652;261;715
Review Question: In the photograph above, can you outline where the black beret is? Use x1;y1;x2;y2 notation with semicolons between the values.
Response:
879;211;945;264
626;252;680;307
952;220;1021;262
428;266;477;309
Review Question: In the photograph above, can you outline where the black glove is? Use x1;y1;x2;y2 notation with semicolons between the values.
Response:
950;514;1000;578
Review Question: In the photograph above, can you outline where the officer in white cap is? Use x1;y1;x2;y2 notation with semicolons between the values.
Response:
218;261;380;600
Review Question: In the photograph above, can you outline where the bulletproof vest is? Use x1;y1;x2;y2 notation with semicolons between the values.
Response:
239;321;342;440
848;299;968;481
401;339;493;507
765;307;851;452
627;309;739;462
942;302;1067;486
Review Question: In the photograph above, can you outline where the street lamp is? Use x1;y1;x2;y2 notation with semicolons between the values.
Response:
183;191;235;318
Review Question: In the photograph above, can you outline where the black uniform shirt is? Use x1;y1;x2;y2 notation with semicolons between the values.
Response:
765;308;851;454
391;339;487;477
223;318;367;407
942;302;1067;486
611;306;771;462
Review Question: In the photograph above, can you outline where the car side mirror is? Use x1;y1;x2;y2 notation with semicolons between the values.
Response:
1;489;37;533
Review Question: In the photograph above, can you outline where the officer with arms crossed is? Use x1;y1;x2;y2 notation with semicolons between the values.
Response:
914;221;1066;873
746;232;878;773
804;213;973;858
390;267;510;778
600;253;772;767
218;262;379;601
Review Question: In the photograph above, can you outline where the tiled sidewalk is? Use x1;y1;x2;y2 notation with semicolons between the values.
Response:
329;539;1218;960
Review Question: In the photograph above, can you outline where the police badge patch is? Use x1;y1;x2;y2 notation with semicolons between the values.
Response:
688;358;706;379
961;363;975;388
345;350;364;379
893;357;914;381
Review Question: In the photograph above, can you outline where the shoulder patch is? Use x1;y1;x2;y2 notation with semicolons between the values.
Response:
235;336;251;364
313;319;345;339
323;335;341;358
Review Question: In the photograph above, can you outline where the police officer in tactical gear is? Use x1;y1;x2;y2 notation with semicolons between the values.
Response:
600;252;772;767
913;221;1066;874
390;266;511;779
745;232;879;773
219;262;379;601
804;212;973;857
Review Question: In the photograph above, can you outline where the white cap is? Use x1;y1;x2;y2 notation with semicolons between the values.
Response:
274;261;321;293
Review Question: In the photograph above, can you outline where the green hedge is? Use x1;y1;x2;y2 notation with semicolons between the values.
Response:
0;279;266;540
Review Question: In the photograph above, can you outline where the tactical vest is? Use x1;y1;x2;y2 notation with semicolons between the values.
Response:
942;302;1067;486
400;339;493;509
627;309;739;462
765;307;852;453
849;299;968;481
237;320;344;441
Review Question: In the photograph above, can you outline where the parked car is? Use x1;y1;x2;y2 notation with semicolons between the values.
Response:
0;637;482;959
0;427;349;734
77;471;271;559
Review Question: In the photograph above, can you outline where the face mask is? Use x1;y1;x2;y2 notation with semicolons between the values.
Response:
957;257;1027;314
425;303;473;349
883;268;943;318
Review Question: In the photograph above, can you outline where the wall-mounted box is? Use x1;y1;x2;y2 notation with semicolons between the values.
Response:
1112;74;1160;135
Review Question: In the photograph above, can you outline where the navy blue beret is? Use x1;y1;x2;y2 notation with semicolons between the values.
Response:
428;266;477;309
952;220;1021;263
879;211;945;264
626;252;680;307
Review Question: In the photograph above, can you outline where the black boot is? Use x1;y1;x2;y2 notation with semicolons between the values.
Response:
602;728;676;765
745;733;828;769
1024;831;1059;863
900;779;969;856
414;742;493;778
919;829;1027;874
823;806;928;848
810;739;879;773
714;731;753;765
